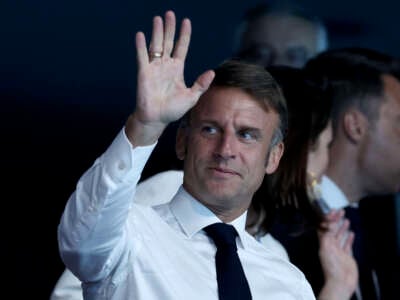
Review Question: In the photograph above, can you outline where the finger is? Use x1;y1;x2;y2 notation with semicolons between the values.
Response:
318;220;331;231
149;15;164;57
336;218;350;239
136;32;149;68
319;214;341;232
324;209;343;222
336;218;352;248
319;211;336;226
173;18;191;60
190;70;215;99
343;231;355;253
319;215;337;230
163;10;176;57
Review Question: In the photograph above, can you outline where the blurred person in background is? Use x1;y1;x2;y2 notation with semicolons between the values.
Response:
282;47;400;300
233;0;328;68
249;65;358;300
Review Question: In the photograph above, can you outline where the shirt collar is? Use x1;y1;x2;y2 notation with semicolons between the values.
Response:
320;175;354;209
170;186;249;249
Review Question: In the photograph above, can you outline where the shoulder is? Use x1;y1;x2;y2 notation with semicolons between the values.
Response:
135;170;183;205
258;233;290;261
243;232;315;297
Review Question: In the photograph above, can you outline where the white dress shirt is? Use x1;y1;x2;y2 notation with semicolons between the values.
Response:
58;129;315;300
320;175;351;209
52;170;290;300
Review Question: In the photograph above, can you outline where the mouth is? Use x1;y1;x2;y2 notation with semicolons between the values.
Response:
209;167;240;177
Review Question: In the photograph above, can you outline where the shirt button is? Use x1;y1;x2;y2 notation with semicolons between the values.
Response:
118;161;126;170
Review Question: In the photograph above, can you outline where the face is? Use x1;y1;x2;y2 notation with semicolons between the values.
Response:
241;14;322;68
176;87;283;219
360;75;400;194
307;121;333;182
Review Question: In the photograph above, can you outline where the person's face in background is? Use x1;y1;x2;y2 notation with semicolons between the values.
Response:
307;121;333;182
239;13;323;68
358;75;400;194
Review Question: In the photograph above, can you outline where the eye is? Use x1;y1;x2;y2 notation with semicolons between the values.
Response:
238;44;274;66
238;129;259;142
201;125;218;135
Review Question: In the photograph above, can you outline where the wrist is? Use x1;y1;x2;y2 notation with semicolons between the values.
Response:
318;279;354;300
125;113;166;147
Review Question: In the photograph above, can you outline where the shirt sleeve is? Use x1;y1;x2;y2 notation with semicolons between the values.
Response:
57;128;156;282
50;268;83;300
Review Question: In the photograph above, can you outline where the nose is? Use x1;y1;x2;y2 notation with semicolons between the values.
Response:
213;132;236;161
272;53;306;68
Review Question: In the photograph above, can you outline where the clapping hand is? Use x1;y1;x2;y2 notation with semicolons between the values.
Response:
317;209;358;300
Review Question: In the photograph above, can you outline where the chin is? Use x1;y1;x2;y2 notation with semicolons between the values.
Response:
203;187;234;202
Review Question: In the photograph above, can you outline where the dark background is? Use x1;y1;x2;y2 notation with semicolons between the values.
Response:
1;1;400;298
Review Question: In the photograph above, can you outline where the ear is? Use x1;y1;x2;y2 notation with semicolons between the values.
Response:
265;142;284;174
343;110;367;143
175;127;188;160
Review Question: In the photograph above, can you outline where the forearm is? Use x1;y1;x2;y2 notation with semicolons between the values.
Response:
58;128;156;281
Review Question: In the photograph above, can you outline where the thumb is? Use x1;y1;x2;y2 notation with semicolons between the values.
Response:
190;70;215;99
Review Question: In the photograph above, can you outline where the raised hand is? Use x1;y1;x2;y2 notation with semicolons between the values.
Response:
317;209;358;300
126;10;215;147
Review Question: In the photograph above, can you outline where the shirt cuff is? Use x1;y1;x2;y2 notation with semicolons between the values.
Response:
101;127;157;184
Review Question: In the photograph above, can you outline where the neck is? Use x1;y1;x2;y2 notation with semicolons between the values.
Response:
206;202;248;223
183;183;251;223
327;137;369;203
326;161;364;204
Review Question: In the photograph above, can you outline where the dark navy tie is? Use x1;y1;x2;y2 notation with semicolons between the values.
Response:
204;223;252;300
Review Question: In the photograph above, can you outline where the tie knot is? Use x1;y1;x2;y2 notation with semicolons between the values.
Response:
204;223;238;249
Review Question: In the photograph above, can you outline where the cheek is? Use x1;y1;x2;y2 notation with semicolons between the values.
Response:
319;146;330;170
307;150;329;179
320;153;329;175
186;137;215;163
244;150;268;175
367;133;398;163
243;156;268;191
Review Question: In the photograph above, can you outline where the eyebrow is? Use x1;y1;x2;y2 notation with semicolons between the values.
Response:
199;118;262;129
200;119;263;134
